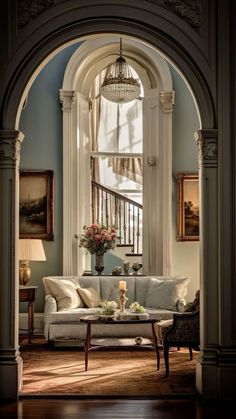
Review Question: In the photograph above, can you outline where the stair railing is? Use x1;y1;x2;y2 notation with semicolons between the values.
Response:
91;180;143;255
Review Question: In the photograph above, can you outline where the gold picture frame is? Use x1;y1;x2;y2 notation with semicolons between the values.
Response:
176;173;199;241
19;170;54;240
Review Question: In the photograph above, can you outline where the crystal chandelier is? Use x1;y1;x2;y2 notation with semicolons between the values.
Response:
101;38;141;103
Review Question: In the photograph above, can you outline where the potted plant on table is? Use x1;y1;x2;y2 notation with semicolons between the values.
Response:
75;223;117;274
100;300;118;320
129;301;146;313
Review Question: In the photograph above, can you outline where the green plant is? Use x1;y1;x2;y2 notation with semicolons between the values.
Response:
129;301;146;313
101;300;118;315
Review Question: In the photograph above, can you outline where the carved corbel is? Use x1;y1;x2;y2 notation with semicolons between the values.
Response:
159;91;175;113
60;90;76;111
194;129;218;168
0;131;24;166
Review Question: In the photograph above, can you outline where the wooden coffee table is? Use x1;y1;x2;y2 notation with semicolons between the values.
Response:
80;315;160;371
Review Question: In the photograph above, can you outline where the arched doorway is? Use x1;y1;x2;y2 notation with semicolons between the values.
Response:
60;36;177;278
0;12;218;400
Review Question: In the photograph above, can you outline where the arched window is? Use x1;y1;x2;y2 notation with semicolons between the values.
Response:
90;69;143;258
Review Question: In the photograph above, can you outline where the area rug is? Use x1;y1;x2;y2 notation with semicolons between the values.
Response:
19;337;198;396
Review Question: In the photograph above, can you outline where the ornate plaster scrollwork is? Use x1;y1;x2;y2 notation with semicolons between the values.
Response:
195;129;218;168
18;0;67;27
159;91;175;112
18;0;202;31
146;0;202;32
18;0;202;32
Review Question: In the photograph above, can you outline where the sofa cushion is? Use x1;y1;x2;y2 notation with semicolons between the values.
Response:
135;277;151;306
43;277;84;311
43;276;81;294
100;276;136;304
77;286;100;308
78;276;101;297
145;277;189;310
48;307;102;323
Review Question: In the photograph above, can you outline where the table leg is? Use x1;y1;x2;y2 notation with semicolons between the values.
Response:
84;323;91;371
28;301;34;344
151;322;160;370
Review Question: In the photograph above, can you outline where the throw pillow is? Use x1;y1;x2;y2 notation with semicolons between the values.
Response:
43;277;84;311
145;277;189;310
77;286;100;308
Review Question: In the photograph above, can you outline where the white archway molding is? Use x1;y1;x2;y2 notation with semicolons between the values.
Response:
61;35;175;276
62;36;172;92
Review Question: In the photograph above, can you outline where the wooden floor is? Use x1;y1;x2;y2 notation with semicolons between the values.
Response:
19;339;198;396
0;398;233;418
2;339;229;417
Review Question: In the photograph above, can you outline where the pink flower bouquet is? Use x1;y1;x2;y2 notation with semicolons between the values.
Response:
75;223;117;255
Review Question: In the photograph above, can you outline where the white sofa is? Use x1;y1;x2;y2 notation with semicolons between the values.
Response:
43;275;190;344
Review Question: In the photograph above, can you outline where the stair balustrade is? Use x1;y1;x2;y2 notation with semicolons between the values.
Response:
91;180;143;255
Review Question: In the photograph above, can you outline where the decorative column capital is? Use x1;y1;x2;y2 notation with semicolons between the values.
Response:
194;129;218;168
60;90;76;110
0;130;24;166
159;91;175;112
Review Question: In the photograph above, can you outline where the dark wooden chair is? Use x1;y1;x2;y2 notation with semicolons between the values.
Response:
162;310;199;376
157;290;200;376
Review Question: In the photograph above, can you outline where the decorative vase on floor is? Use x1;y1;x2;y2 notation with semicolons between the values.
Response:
95;254;104;275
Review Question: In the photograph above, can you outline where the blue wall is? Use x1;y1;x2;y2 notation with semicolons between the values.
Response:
19;44;79;312
170;66;200;300
19;45;200;312
171;67;199;173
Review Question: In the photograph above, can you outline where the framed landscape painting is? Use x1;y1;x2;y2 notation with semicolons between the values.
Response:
19;170;54;240
176;173;199;241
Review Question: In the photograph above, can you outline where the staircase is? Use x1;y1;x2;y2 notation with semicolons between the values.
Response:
91;180;143;263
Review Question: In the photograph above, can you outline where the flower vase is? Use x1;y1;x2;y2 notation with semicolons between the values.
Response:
95;254;104;275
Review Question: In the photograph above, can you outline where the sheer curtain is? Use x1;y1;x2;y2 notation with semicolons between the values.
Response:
97;94;143;186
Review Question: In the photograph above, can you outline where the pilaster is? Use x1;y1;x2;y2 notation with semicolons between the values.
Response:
195;128;218;345
0;130;24;401
159;91;175;275
194;128;236;398
60;90;76;275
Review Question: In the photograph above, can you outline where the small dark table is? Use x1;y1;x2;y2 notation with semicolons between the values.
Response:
80;315;160;371
19;286;38;343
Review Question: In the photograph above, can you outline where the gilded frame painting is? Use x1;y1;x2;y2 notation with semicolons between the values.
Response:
176;173;199;241
19;170;54;240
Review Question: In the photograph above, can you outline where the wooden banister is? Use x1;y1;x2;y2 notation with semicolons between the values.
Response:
91;180;143;254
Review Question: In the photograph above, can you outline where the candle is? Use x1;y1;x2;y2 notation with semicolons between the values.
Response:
119;280;126;290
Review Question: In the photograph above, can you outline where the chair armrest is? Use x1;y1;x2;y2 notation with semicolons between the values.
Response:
163;311;199;344
176;297;186;312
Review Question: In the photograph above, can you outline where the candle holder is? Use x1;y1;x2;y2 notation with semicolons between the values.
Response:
119;288;127;314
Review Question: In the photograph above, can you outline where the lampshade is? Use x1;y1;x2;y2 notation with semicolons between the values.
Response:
19;239;46;261
19;239;46;286
101;38;141;103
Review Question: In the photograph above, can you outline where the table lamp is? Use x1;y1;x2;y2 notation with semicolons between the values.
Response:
19;239;46;286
